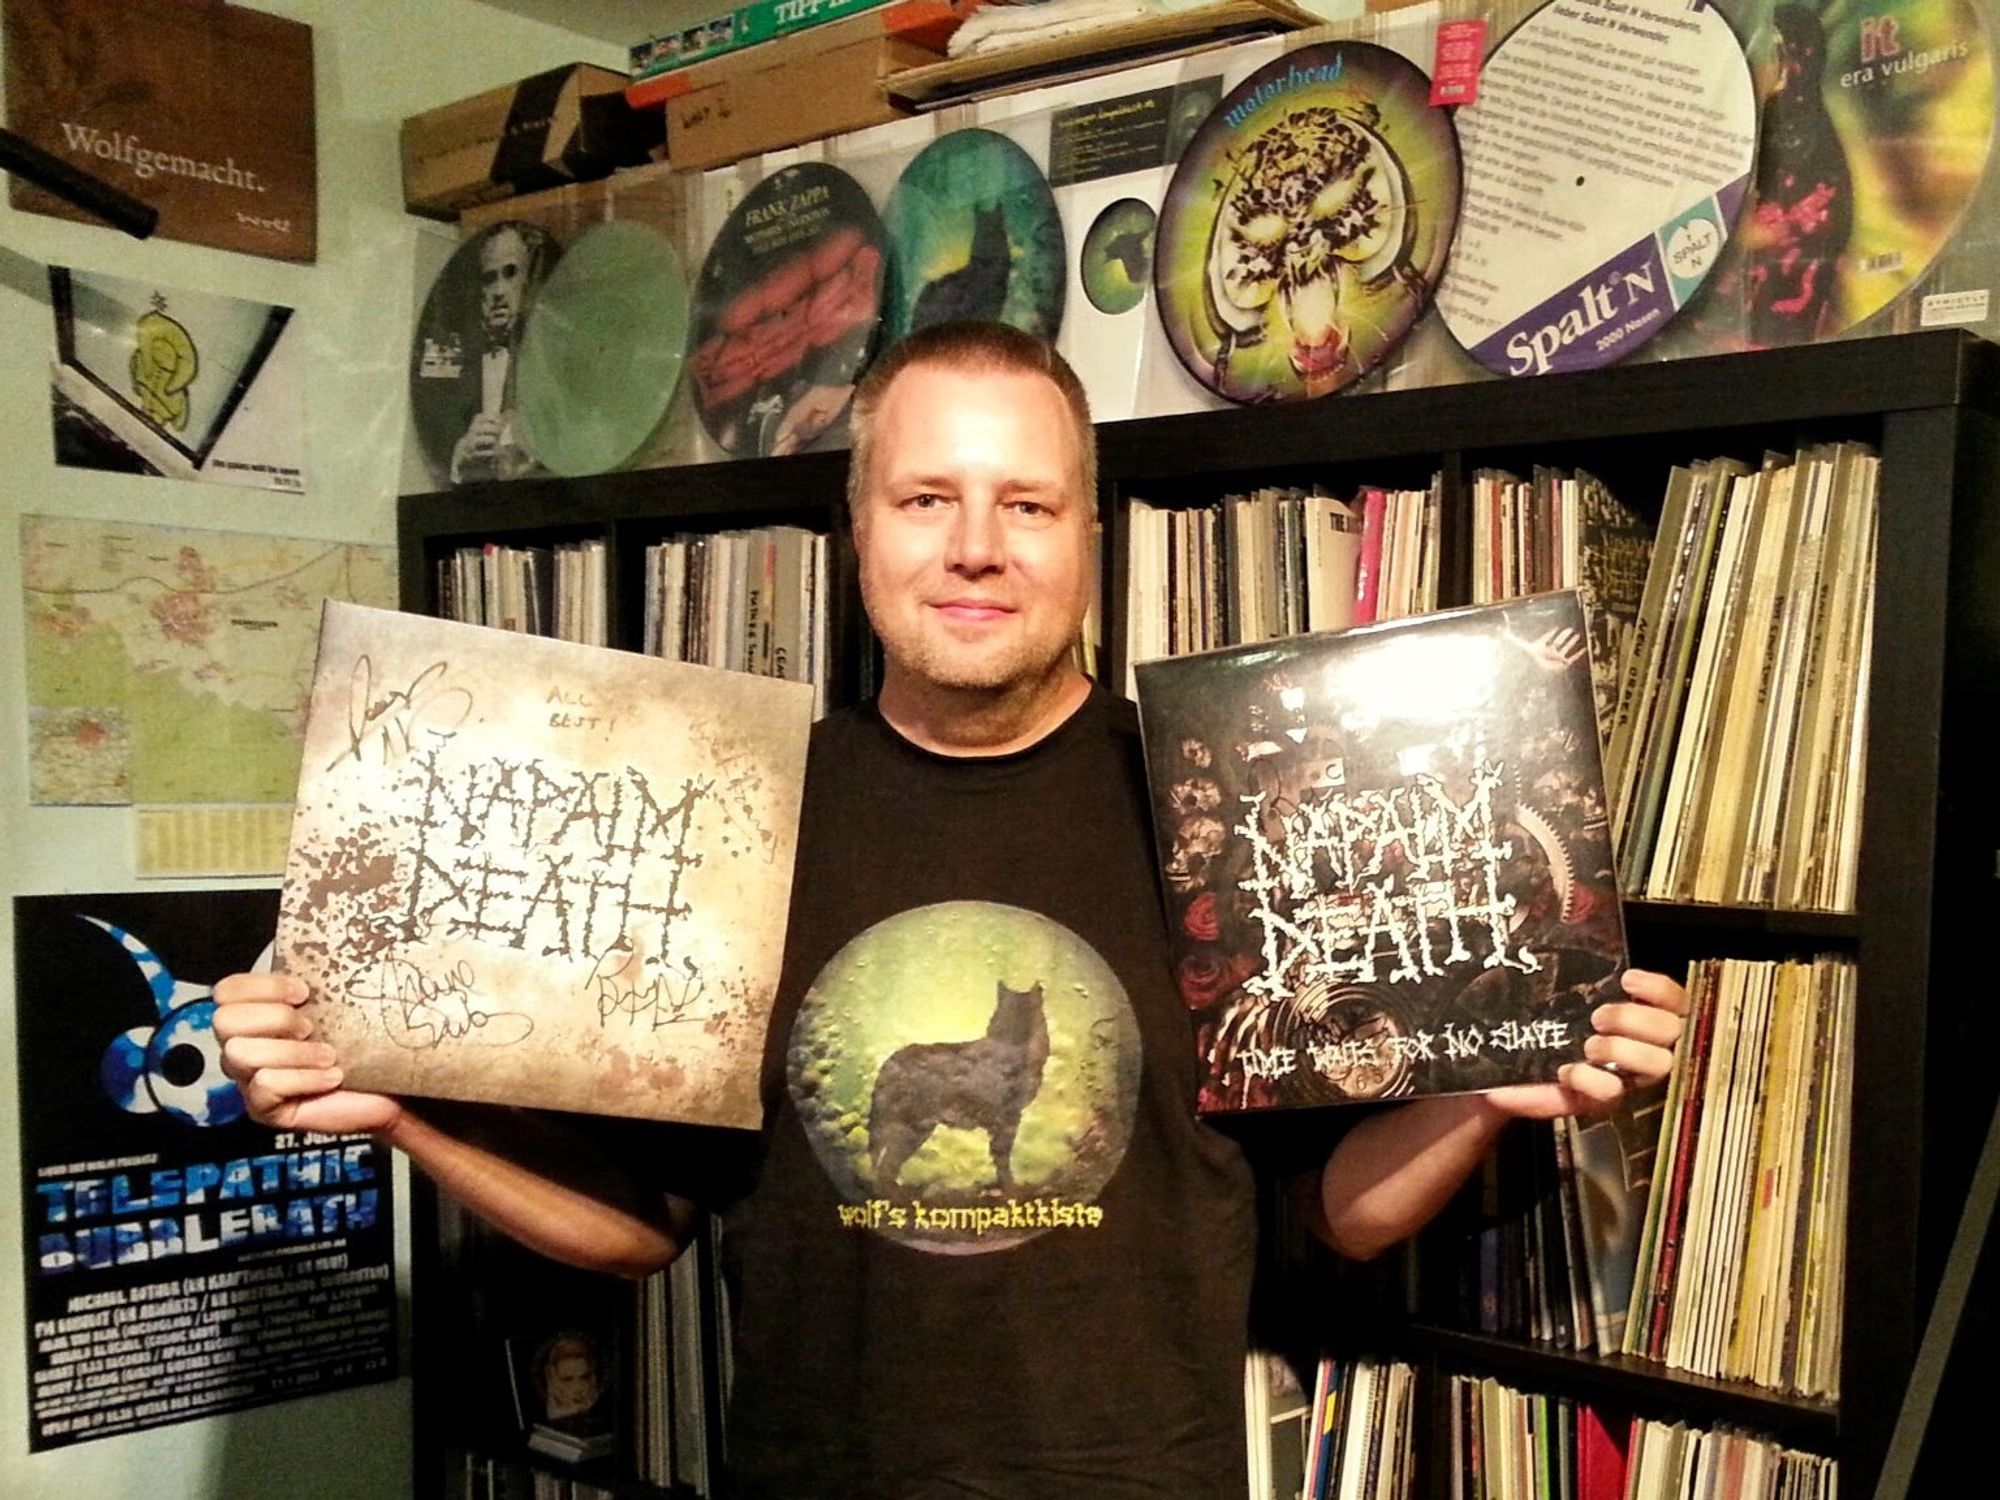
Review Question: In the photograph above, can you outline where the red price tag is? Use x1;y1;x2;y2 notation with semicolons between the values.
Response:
1430;19;1487;107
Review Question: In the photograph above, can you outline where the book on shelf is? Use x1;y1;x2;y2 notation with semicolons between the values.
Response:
1135;591;1628;1112
277;601;810;1125
644;524;833;717
1123;480;1431;696
438;539;608;645
1470;466;1652;738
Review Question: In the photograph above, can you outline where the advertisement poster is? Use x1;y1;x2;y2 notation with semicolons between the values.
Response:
50;267;306;493
4;0;317;262
14;891;397;1450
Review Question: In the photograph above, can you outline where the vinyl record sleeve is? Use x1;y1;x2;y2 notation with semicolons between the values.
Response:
1434;0;1758;377
277;603;811;1126
1135;592;1628;1112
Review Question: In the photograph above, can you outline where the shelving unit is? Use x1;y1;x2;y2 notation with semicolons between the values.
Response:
401;328;2000;1498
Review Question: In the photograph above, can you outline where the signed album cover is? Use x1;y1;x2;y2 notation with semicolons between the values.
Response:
276;601;811;1126
1135;592;1628;1113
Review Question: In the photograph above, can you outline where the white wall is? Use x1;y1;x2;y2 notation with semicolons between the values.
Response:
0;5;620;1497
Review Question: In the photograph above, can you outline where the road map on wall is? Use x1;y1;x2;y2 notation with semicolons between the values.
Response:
22;516;395;816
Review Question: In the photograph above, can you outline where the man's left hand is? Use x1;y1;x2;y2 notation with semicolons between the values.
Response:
1481;968;1688;1121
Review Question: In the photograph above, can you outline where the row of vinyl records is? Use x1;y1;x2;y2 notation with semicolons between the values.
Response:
440;959;1845;1499
436;527;836;717
1122;444;1878;913
1411;956;1852;1400
1244;1356;1835;1500
447;1456;624;1500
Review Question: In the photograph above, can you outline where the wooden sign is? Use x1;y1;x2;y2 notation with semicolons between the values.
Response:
4;0;317;262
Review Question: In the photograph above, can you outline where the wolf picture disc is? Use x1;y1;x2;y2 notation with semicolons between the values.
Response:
688;163;887;458
409;221;559;485
1081;198;1158;315
514;221;689;477
1154;42;1462;404
1700;0;1995;348
1434;0;1757;376
882;128;1066;344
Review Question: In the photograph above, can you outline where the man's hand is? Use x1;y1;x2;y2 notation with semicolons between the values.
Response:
213;973;403;1138
1482;968;1688;1122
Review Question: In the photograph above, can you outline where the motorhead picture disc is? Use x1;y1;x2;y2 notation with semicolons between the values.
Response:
1154;42;1463;404
882;127;1067;344
514;221;690;477
1434;0;1757;376
1709;0;1996;347
410;221;559;485
688;163;888;459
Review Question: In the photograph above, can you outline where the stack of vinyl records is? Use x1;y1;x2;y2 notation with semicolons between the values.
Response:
1257;1355;1418;1500
436;539;608;645
1624;956;1854;1398
631;1220;732;1497
642;526;832;716
1607;444;1879;911
1469;467;1653;733
1407;1085;1666;1359
1447;1375;1837;1500
1124;479;1439;693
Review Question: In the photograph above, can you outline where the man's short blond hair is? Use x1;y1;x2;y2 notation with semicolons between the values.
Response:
844;321;1097;513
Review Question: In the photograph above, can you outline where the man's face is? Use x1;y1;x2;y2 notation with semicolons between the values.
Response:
480;229;529;339
854;364;1092;700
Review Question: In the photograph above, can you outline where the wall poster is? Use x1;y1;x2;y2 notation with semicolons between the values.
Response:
14;891;397;1450
3;0;317;261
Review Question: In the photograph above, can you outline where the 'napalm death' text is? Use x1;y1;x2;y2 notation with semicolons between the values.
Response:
1238;759;1537;1000
397;745;709;964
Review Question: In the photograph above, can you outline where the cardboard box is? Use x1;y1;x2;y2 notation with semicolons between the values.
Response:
631;0;904;80
629;4;959;170
401;63;664;220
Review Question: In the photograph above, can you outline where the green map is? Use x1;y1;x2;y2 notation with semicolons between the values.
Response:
22;516;396;806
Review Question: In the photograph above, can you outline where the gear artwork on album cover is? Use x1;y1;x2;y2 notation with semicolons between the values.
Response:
1135;592;1628;1114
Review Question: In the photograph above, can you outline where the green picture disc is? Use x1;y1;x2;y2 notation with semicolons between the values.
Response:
514;221;689;477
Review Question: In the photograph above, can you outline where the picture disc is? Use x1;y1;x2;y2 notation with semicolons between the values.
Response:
1705;0;1996;346
514;221;690;477
1154;43;1463;404
1434;0;1757;376
1081;198;1157;316
688;163;887;458
409;221;559;486
882;127;1067;344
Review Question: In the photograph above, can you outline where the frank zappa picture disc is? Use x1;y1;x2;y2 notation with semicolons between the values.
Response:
689;163;887;458
1154;42;1462;404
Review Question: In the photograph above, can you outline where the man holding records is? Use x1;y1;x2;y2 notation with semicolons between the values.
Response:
216;321;1685;1499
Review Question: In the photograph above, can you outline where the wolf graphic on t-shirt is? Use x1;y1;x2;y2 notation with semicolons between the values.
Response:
867;979;1049;1190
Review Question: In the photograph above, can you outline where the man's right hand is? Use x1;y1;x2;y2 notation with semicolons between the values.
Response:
213;974;403;1138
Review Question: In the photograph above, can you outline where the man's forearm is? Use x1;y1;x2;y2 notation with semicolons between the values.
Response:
379;1107;690;1279
1315;1093;1512;1261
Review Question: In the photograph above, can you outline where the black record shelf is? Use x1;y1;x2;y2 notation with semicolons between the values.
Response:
401;329;2000;1500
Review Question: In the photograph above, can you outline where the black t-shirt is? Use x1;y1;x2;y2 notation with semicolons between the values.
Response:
716;687;1259;1500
